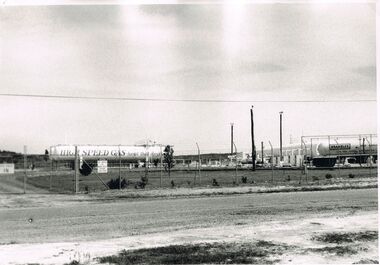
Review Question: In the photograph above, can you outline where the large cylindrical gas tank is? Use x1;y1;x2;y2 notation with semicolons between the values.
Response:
316;142;377;156
50;145;163;161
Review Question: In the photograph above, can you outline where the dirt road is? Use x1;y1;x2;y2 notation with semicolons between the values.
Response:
0;188;377;264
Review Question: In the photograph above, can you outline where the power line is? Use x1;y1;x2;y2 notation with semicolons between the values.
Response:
0;93;375;103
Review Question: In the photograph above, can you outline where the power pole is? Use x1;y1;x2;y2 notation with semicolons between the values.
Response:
230;123;234;155
251;106;256;171
261;141;264;165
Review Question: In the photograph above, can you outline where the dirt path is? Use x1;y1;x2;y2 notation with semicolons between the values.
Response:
0;211;377;264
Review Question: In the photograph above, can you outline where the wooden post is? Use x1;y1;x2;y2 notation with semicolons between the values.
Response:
160;145;163;188
196;143;201;185
251;106;256;171
74;145;79;193
23;145;27;194
119;145;121;190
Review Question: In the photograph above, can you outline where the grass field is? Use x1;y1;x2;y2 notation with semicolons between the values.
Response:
11;165;378;193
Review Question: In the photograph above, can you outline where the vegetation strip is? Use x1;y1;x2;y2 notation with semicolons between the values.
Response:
97;240;294;265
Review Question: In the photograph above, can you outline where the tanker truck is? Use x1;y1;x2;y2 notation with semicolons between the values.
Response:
49;144;167;175
260;137;377;168
309;141;377;167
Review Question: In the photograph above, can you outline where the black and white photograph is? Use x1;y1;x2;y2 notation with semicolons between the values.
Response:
0;0;378;264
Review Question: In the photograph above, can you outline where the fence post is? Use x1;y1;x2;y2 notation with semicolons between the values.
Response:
268;141;274;184
49;160;53;191
233;142;238;184
119;144;121;190
74;145;79;193
23;145;27;194
160;145;163;188
196;143;201;185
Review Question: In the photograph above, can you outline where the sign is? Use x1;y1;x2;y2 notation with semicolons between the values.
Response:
329;143;351;151
97;160;108;173
0;163;15;174
49;145;163;161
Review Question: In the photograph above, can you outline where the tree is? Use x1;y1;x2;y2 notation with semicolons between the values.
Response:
163;145;175;178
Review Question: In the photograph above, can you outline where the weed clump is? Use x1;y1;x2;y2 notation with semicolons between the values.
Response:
312;231;378;244
308;245;358;256
349;173;355;178
107;178;128;189
212;179;219;186
325;174;333;180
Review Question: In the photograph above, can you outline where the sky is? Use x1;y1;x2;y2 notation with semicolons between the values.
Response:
0;3;377;154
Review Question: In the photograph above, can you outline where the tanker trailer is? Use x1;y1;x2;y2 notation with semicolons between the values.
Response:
311;141;377;167
49;144;165;175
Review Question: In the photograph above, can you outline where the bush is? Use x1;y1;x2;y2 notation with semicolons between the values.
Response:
241;176;248;184
286;175;291;182
325;173;333;179
348;173;355;178
171;180;175;188
212;179;219;186
107;177;128;189
135;176;148;189
312;176;319;182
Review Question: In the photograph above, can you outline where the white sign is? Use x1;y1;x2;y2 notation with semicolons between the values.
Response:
0;163;15;174
97;160;108;173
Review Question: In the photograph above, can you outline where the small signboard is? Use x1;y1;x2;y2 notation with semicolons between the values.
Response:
0;163;15;174
329;143;351;150
97;160;108;174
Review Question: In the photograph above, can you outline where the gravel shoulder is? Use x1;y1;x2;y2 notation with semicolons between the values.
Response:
0;187;377;265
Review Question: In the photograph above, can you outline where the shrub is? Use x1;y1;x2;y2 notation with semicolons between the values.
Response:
135;176;147;189
241;176;248;184
286;175;291;182
349;173;355;178
325;173;333;179
312;176;319;182
170;180;175;188
107;177;128;189
212;179;219;186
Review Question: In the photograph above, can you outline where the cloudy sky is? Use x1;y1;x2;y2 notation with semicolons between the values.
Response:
0;3;376;154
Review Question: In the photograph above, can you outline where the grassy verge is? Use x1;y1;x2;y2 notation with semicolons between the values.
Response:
22;166;378;193
97;240;293;265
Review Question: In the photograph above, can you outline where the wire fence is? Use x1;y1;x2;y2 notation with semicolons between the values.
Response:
0;155;377;194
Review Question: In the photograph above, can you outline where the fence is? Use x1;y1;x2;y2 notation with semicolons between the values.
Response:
0;143;377;194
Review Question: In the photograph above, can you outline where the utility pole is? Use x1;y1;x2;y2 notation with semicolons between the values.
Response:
230;123;234;155
250;106;256;171
261;141;264;165
279;111;283;161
